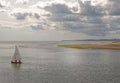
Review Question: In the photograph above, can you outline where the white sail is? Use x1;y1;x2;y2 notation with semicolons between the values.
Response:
11;45;21;62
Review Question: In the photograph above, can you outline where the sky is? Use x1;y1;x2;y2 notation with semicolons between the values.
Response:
0;0;120;41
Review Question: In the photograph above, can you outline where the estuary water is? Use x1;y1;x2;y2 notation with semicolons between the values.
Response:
0;41;120;83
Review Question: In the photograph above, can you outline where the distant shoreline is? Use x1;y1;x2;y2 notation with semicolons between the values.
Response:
58;42;120;50
62;39;120;42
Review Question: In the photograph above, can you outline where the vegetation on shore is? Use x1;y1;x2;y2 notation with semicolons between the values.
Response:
58;42;120;50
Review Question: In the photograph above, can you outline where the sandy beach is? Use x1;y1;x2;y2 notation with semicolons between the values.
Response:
59;42;120;50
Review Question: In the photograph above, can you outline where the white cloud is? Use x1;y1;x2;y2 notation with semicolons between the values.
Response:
30;21;58;31
9;7;50;20
0;0;119;40
36;0;119;37
0;0;10;8
15;0;29;4
32;0;79;13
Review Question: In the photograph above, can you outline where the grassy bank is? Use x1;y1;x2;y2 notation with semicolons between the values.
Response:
58;42;120;50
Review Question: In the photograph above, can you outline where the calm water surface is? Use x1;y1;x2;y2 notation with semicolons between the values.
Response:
0;41;120;83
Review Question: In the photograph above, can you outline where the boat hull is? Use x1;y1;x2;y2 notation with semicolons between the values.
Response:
11;61;22;64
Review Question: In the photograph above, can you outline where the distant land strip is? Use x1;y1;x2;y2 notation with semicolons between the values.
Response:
58;42;120;50
62;39;120;41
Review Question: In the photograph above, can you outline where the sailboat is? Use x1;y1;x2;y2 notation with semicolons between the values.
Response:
11;45;22;63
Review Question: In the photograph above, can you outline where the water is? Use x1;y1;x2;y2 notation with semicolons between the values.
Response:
0;41;120;83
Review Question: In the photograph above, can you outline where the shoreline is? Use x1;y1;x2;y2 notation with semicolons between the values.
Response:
58;42;120;50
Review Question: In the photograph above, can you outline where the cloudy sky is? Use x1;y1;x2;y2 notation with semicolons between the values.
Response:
0;0;119;41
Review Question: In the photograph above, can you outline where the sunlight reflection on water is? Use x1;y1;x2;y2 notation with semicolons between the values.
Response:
0;41;120;83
